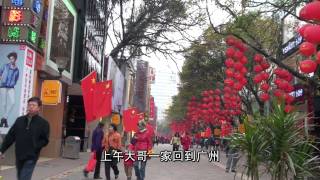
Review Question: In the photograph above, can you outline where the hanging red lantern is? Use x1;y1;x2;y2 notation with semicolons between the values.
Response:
260;83;270;92
284;105;294;113
240;78;247;86
253;65;263;73
234;50;244;60
317;51;320;60
299;1;320;21
254;54;263;63
284;85;294;93
299;42;316;56
224;78;234;87
261;72;269;80
261;61;270;70
298;24;313;37
253;74;263;84
299;60;317;73
240;56;248;64
284;73;293;82
226;48;236;58
209;90;214;95
240;67;248;74
303;25;320;44
225;58;234;68
274;68;282;76
259;93;270;102
226;36;236;46
273;89;284;97
234;62;243;71
278;81;289;90
234;73;242;81
215;89;221;94
234;82;242;91
225;68;234;77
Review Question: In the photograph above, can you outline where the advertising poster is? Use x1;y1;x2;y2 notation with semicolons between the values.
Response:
0;44;35;134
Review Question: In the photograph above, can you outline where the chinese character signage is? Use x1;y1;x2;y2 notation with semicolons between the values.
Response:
0;44;35;134
41;80;62;105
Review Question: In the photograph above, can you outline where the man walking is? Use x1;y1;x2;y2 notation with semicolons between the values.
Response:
0;52;20;127
0;97;50;180
84;122;105;179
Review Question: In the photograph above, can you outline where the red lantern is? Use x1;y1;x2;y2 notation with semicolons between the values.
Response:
234;50;244;60
240;78;247;86
317;51;320;60
299;1;320;21
234;82;242;91
259;93;270;102
253;74;263;84
240;56;248;64
261;61;270;70
254;54;263;63
215;89;221;94
234;73;242;81
260;83;270;92
298;24;313;37
224;78;234;87
273;89;284;97
234;62;243;71
285;85;294;93
253;65;263;73
225;58;234;68
226;48;236;58
284;73;293;82
299;60;317;73
299;42;316;56
261;72;269;80
284;105;294;113
274;68;282;76
225;68;234;77
240;67;248;74
303;25;320;44
278;81;289;90
226;36;236;46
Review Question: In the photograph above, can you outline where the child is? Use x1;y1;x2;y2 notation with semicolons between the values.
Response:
124;143;135;180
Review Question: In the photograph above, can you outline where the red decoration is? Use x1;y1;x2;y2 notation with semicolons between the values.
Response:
234;73;242;81
261;72;269;80
298;24;312;37
234;82;243;91
260;83;270;92
253;74;263;84
303;25;320;44
285;94;295;104
81;71;97;122
299;42;316;56
299;1;320;21
240;67;248;74
240;56;248;64
299;60;317;73
93;81;113;119
234;51;244;60
317;51;320;60
225;68;234;77
254;54;263;63
226;48;236;58
225;58;234;68
261;61;270;70
284;105;294;113
260;93;270;102
273;89;284;97
224;78;234;87
226;36;236;46
234;62;243;71
240;78;247;86
253;65;263;73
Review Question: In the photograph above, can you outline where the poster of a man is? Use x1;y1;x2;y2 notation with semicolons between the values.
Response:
0;52;19;128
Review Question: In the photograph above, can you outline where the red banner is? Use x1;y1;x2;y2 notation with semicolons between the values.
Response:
149;96;155;120
81;71;97;122
93;80;112;119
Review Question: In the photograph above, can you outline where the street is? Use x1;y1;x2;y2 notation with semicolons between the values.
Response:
1;144;240;180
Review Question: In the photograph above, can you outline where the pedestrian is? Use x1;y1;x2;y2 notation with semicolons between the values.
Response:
170;132;181;151
0;97;50;180
123;143;135;180
83;122;105;179
225;140;240;173
0;52;20;128
102;123;121;180
181;132;191;151
132;120;152;180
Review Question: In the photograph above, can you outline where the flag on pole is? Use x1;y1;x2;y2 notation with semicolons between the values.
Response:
123;108;139;132
93;80;112;119
81;71;97;122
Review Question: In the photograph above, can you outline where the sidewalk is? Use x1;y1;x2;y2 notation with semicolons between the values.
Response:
0;152;90;180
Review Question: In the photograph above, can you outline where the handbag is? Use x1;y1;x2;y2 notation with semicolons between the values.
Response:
85;152;97;172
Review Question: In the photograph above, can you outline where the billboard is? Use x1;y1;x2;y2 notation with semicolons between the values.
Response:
106;56;124;113
0;44;35;134
133;60;149;112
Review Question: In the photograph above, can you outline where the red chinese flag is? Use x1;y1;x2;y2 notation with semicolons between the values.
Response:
93;80;112;119
81;71;97;122
123;108;139;132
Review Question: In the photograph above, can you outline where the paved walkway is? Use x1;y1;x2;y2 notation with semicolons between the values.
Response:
0;144;254;180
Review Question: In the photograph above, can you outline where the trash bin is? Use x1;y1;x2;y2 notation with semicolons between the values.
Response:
62;136;81;159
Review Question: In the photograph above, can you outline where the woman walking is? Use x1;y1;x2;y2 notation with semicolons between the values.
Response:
132;120;152;180
171;133;181;151
102;124;121;180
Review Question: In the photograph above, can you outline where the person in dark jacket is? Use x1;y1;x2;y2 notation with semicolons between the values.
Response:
83;122;105;179
0;97;50;180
